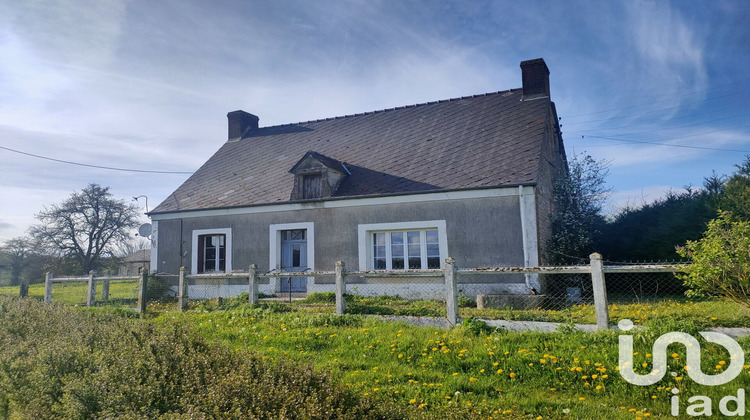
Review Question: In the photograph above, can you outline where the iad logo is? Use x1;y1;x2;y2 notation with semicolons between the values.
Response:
618;319;744;386
618;319;746;417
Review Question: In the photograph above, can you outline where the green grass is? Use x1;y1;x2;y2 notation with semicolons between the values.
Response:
461;298;750;328
0;279;140;306
159;302;750;419
3;294;750;419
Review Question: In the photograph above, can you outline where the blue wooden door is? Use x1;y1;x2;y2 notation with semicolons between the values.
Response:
280;230;307;292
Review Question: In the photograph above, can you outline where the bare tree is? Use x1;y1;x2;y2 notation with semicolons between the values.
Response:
0;236;34;296
29;184;140;274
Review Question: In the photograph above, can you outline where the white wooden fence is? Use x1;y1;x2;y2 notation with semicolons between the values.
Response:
176;253;687;329
44;271;148;312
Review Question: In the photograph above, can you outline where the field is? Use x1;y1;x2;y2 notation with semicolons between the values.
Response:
164;301;750;419
2;288;750;418
0;279;140;305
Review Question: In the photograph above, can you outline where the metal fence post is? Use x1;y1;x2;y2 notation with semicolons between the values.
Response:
101;277;110;302
179;267;188;311
590;253;609;330
445;257;458;327
249;264;259;305
138;271;148;313
44;272;53;304
335;261;346;315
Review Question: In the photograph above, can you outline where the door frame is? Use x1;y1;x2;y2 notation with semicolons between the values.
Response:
269;222;315;284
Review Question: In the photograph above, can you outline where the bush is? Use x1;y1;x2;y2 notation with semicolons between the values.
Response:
677;212;750;306
0;297;411;419
146;274;171;300
457;294;476;308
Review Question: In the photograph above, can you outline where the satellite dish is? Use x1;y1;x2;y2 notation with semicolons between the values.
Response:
138;223;152;237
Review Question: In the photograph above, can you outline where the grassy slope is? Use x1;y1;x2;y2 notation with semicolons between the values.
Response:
0;297;424;419
2;294;750;419
162;302;750;419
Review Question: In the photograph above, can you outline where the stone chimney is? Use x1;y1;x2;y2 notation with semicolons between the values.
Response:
227;110;259;140
520;58;550;100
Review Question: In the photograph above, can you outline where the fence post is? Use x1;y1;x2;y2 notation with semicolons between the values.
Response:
179;267;188;311
335;261;346;315
44;272;53;304
87;270;96;307
101;277;110;302
445;257;458;327
590;253;609;330
248;264;259;305
19;279;29;297
138;271;148;313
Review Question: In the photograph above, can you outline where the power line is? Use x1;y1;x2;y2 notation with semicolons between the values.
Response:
0;145;194;174
563;83;743;119
573;112;750;136
572;134;750;153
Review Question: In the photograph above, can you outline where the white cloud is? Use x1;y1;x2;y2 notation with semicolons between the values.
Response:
623;1;708;107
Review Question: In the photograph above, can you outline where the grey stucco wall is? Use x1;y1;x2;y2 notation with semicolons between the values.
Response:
154;195;525;278
534;105;567;266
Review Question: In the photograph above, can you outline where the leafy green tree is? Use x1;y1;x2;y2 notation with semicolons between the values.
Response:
599;186;718;261
718;155;750;221
677;212;750;306
29;184;140;274
547;153;609;264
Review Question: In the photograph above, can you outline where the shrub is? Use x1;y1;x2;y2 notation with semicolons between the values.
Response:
146;274;171;300
677;212;750;306
299;291;336;304
457;294;476;308
0;297;412;419
461;317;495;336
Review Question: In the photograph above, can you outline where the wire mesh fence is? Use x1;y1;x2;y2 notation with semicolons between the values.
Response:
341;271;447;317
21;256;730;328
165;258;716;329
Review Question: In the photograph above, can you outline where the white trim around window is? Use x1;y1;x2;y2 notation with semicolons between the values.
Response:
191;228;232;275
357;220;448;271
269;222;315;272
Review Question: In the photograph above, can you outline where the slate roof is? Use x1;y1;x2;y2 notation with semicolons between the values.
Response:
123;249;150;262
152;88;552;214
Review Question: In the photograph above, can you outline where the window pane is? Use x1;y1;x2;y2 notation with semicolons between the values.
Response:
425;230;438;244
409;257;421;270
373;232;386;269
390;232;404;269
426;244;439;256
427;257;440;269
292;244;301;267
407;231;420;245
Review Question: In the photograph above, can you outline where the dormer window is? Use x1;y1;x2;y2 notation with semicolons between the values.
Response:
289;151;349;200
302;174;322;199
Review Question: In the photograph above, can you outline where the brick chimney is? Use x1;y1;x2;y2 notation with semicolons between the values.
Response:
227;110;259;140
520;58;550;100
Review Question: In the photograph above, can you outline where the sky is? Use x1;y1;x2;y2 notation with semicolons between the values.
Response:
1;0;749;242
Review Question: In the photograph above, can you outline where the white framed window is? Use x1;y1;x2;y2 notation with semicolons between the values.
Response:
191;228;232;274
358;220;448;271
269;222;315;271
